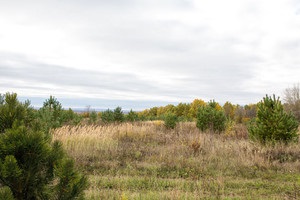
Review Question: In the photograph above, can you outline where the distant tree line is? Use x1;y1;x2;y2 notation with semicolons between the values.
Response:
6;84;296;131
136;99;258;124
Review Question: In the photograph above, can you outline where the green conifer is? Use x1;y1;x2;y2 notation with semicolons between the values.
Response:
248;95;299;144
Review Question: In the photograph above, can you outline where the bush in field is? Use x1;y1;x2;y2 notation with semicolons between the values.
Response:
101;109;114;123
223;101;235;121
72;114;83;125
113;106;124;122
60;108;83;125
89;110;98;124
164;112;178;129
37;97;82;127
37;96;64;132
0;125;87;200
196;100;226;133
126;109;139;122
137;110;148;121
0;93;35;133
42;96;63;124
61;108;76;123
176;103;192;121
148;107;158;119
248;95;299;144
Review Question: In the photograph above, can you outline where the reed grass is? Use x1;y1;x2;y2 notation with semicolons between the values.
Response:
53;122;300;199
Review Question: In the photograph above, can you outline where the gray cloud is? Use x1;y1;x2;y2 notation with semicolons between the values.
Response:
0;53;158;93
1;0;300;108
0;51;258;104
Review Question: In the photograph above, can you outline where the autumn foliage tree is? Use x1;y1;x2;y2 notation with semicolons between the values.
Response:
189;99;206;119
176;103;191;120
223;101;235;121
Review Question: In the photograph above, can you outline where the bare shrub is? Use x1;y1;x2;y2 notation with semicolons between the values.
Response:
284;83;300;121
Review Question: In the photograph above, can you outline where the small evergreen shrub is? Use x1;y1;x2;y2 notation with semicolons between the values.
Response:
196;100;226;133
0;125;87;200
126;109;139;122
54;158;88;200
114;107;124;122
101;109;114;123
89;111;98;124
72;114;83;126
0;93;35;133
100;107;125;123
37;96;64;131
164;112;177;129
61;108;77;124
0;92;87;199
248;95;299;144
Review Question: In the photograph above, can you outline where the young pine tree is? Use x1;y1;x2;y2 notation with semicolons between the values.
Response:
0;93;87;200
101;109;114;123
196;100;227;133
0;125;87;200
89;110;98;124
248;95;299;144
126;109;138;122
0;93;35;133
164;112;178;129
36;96;64;132
113;106;124;122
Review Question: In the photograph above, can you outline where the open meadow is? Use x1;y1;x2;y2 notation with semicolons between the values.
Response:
3;0;300;198
53;122;300;199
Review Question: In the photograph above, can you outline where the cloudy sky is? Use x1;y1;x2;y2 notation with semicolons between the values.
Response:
1;0;300;109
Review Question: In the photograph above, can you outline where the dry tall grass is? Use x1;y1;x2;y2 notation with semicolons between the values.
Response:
53;122;300;199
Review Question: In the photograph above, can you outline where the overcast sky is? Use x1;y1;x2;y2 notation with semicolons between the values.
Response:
1;0;300;109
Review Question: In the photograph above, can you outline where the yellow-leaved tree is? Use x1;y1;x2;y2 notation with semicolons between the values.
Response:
189;99;206;119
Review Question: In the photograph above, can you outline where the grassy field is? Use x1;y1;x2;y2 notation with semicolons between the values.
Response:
53;122;300;199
